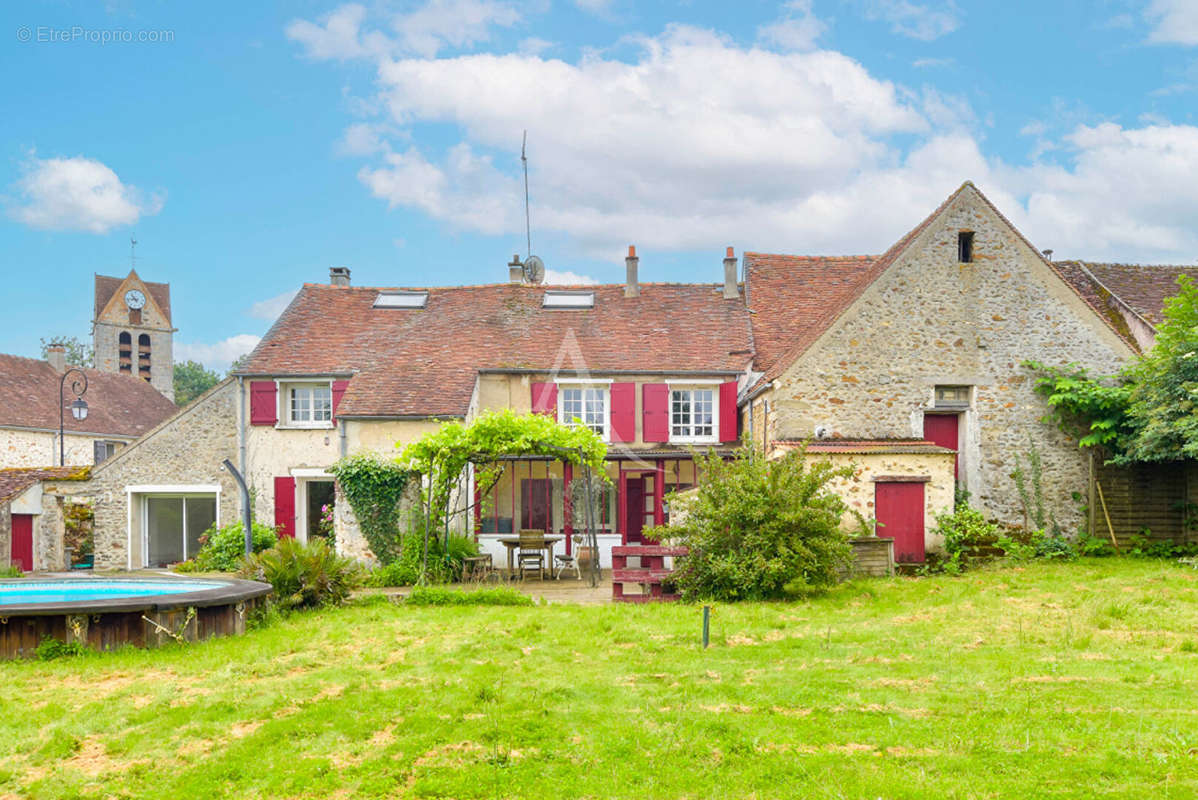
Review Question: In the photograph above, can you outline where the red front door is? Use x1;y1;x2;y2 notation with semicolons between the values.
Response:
875;482;925;563
11;514;33;572
520;479;551;532
625;478;645;544
923;414;960;479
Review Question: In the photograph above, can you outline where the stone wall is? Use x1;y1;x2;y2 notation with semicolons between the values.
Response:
0;502;9;570
88;381;238;569
0;429;121;469
766;187;1134;531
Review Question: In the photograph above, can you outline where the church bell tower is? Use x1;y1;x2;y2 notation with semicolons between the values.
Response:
92;270;176;402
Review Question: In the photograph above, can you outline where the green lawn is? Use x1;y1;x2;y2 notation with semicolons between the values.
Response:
2;560;1197;799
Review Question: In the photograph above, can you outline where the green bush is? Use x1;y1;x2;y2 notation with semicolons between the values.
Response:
182;521;279;573
36;636;88;661
405;586;533;606
0;565;23;578
367;531;480;586
927;501;1002;574
240;537;364;609
659;445;861;602
997;528;1077;563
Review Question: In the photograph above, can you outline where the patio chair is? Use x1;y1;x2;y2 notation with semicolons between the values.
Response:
517;529;547;580
554;551;580;580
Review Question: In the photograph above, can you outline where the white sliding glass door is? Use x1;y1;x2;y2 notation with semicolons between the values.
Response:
144;494;217;567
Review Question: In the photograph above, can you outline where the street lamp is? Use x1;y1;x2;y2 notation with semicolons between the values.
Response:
59;368;88;466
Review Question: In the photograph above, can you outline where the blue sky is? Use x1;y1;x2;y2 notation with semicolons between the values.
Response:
3;0;1198;371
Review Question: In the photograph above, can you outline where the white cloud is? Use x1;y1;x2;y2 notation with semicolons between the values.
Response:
8;155;163;234
1146;0;1198;45
758;0;826;52
248;289;299;321
575;0;612;14
294;12;1198;265
861;0;961;41
287;0;520;60
543;269;599;285
912;56;953;68
175;334;261;373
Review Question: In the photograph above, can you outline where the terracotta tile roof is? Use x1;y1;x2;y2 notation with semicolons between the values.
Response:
0;466;90;504
744;254;877;380
0;354;178;437
95;272;172;323
237;282;755;417
775;439;955;455
1055;261;1193;328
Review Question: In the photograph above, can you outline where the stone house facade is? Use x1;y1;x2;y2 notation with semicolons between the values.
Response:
29;181;1194;572
743;183;1139;555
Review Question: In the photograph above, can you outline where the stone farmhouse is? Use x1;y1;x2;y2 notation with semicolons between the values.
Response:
1;182;1191;572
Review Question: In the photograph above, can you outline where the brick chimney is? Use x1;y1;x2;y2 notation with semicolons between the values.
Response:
46;342;66;373
624;245;639;298
723;246;740;299
329;267;351;287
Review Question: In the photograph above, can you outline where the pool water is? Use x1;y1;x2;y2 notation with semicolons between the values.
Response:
0;580;228;605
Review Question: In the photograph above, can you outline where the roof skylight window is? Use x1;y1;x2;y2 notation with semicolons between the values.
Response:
542;290;595;309
373;291;429;309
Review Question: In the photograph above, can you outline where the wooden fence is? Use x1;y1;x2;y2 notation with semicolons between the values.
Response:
1092;460;1195;546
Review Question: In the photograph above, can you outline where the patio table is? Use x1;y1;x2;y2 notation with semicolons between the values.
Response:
497;536;563;574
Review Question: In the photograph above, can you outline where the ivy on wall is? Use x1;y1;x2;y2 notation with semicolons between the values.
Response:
327;453;413;564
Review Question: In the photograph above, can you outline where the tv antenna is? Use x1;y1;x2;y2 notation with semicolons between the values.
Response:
130;235;138;270
521;130;532;259
519;131;546;284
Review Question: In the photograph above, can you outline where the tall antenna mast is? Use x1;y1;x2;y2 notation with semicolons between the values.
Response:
130;235;138;270
521;130;531;259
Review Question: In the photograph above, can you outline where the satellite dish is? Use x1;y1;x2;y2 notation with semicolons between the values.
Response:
523;254;546;284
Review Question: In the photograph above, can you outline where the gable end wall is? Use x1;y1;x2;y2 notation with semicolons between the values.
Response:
769;188;1133;531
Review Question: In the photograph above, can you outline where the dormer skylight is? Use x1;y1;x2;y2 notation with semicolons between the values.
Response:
542;290;595;309
373;291;429;309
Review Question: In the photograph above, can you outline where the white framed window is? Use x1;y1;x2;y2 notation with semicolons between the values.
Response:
285;382;333;427
670;388;716;442
559;385;608;439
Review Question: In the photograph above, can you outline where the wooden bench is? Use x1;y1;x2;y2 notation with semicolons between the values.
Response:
611;545;689;602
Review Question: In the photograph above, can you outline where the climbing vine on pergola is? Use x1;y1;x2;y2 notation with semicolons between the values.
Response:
398;409;609;582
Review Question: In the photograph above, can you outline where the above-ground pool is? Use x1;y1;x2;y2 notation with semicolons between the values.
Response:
0;577;272;658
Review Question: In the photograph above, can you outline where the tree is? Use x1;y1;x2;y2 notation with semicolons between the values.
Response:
173;360;220;407
1120;274;1198;462
227;353;250;375
39;336;93;367
660;444;865;602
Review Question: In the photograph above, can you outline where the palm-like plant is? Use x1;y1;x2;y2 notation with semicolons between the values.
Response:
240;537;363;609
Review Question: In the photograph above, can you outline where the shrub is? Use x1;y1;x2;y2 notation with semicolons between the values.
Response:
0;565;23;578
405;586;533;606
997;528;1077;563
659;444;861;602
36;636;88;661
240;537;364;609
927;500;1002;574
183;521;279;573
368;531;480;586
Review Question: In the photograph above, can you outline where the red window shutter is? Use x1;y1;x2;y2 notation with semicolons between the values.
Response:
250;381;278;426
331;380;349;426
642;383;669;443
531;382;557;416
609;382;635;442
274;476;296;538
719;381;739;442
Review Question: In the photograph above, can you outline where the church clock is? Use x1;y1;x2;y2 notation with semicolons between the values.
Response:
125;289;146;310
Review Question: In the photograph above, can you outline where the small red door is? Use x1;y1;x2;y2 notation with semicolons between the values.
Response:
11;514;33;572
625;478;645;544
923;414;960;479
875;482;925;563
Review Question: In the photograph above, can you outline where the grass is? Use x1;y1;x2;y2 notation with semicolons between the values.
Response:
2;559;1197;798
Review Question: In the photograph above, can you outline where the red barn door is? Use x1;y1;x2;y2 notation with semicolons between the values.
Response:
875;482;925;563
11;514;33;572
923;414;960;479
